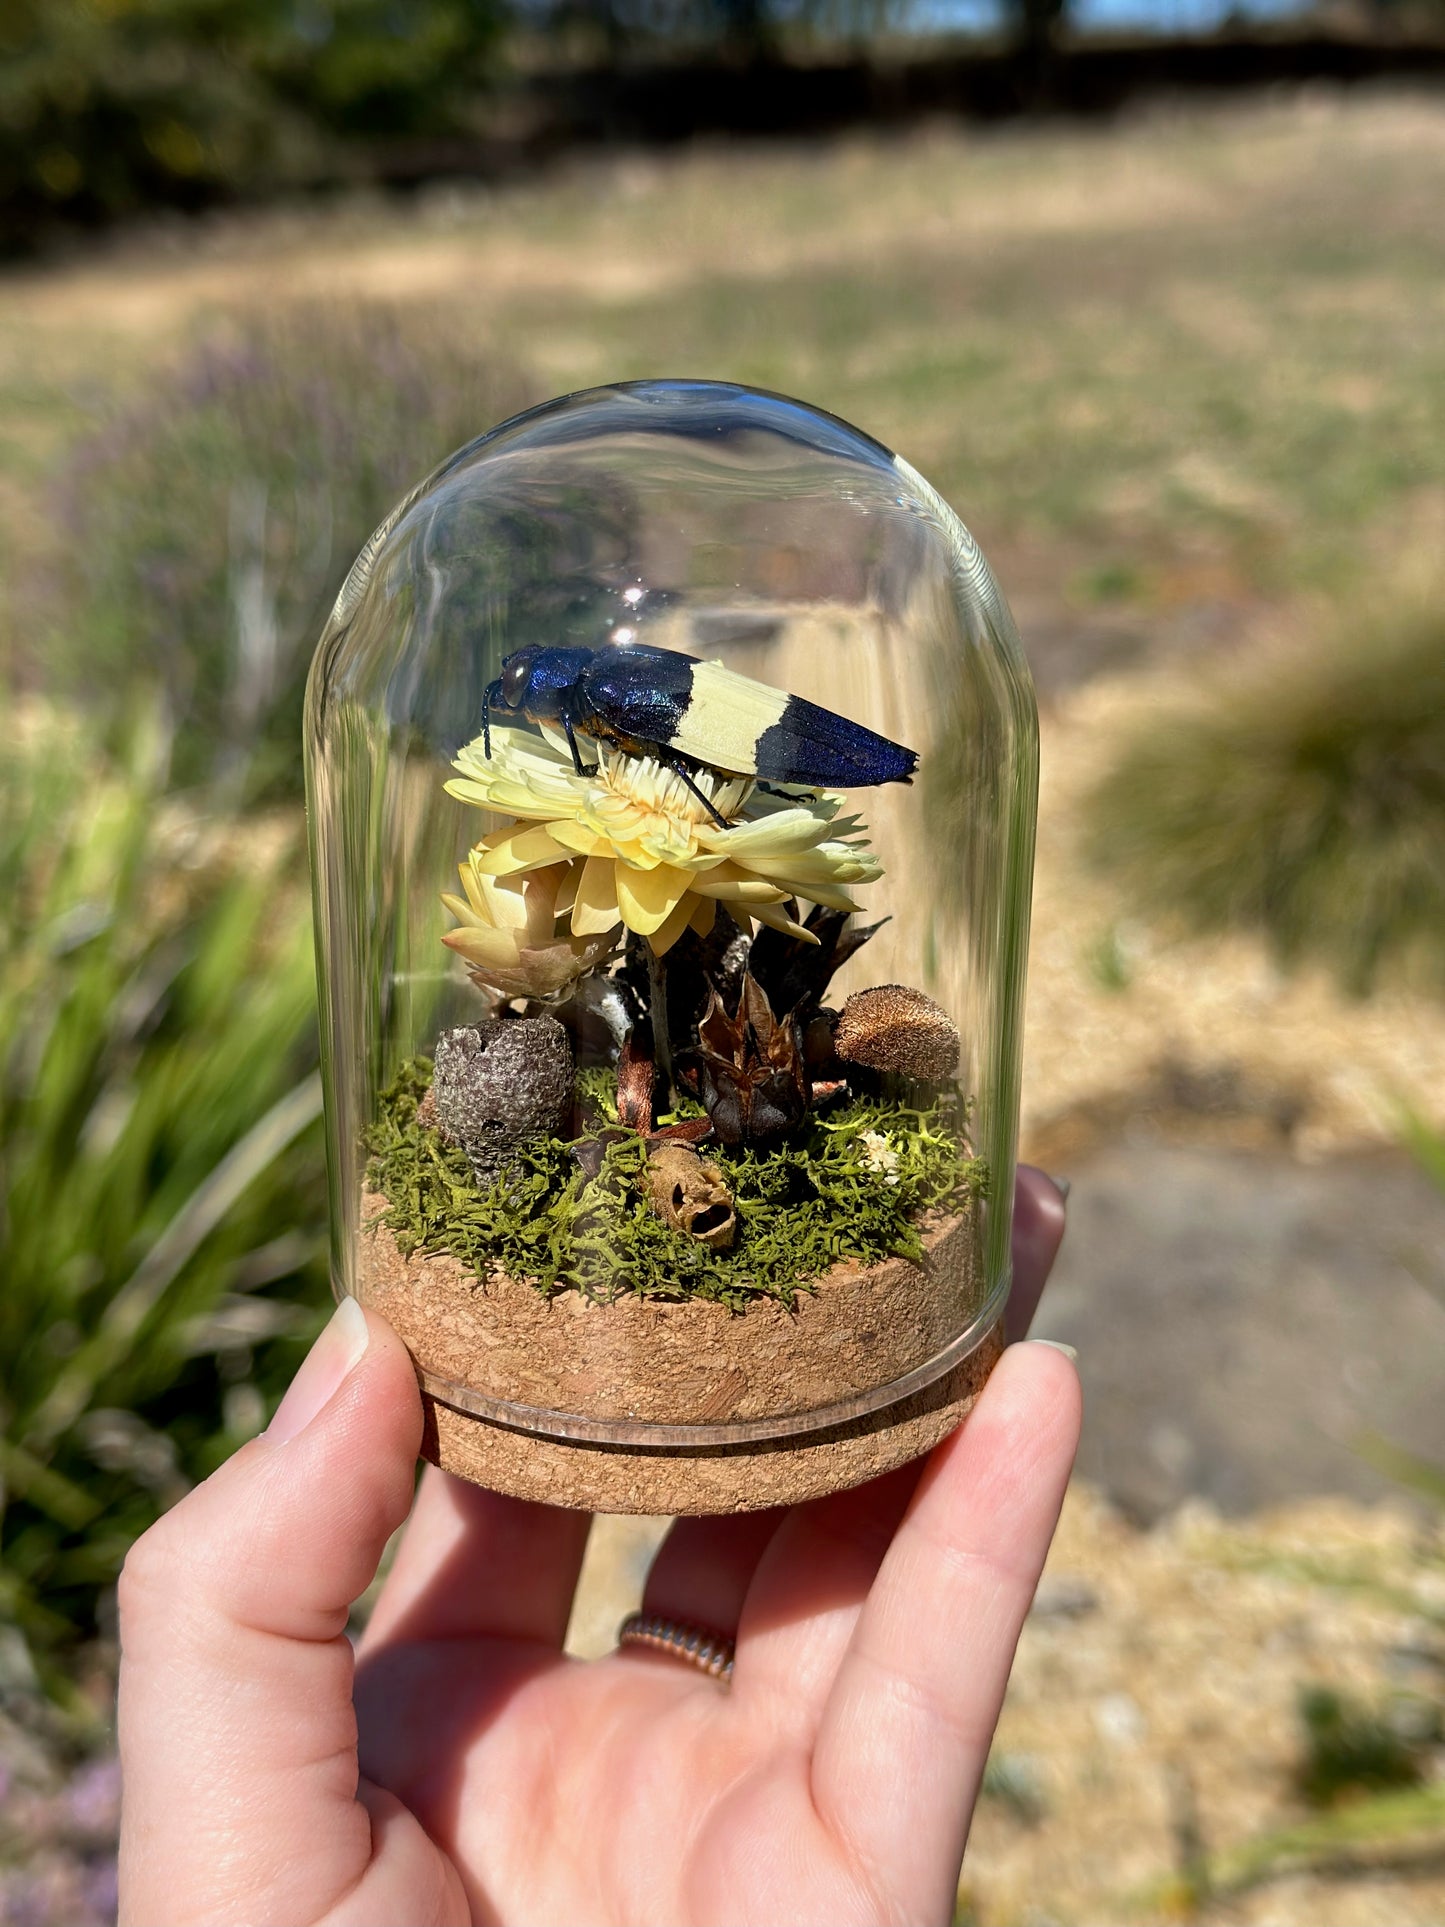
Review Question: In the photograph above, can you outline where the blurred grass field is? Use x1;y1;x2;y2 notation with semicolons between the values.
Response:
2;87;1445;1927
4;95;1445;604
7;91;1442;1134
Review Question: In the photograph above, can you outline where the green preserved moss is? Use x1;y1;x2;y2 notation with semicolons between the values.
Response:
365;1057;984;1312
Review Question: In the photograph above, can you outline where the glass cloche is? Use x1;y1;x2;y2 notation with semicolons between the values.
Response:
304;380;1037;1513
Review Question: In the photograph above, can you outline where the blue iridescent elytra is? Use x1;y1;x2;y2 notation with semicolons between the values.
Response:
482;643;918;830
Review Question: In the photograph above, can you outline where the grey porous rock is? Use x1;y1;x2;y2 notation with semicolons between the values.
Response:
432;1017;574;1185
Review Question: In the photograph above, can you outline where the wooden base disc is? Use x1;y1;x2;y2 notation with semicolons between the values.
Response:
419;1321;1004;1515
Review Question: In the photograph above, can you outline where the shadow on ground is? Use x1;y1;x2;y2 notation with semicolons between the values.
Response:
1032;1142;1445;1523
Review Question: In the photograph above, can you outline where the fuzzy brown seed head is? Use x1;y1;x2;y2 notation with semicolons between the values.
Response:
833;984;961;1082
644;1143;737;1250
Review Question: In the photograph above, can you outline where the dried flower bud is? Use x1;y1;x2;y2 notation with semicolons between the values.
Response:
833;985;960;1082
644;1144;737;1249
440;857;617;1002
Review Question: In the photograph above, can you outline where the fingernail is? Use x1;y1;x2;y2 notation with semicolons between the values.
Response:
1031;1338;1078;1361
266;1297;370;1443
1050;1175;1072;1203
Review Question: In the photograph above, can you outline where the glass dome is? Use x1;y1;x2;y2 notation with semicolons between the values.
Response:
304;380;1037;1512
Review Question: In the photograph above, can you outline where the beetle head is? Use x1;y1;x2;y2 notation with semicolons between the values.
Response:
495;645;541;712
499;646;595;712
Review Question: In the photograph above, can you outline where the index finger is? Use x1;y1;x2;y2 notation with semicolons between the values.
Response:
359;1466;591;1654
808;1341;1081;1922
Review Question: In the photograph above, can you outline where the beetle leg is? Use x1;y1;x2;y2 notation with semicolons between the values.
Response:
661;752;732;831
564;715;599;778
755;779;821;801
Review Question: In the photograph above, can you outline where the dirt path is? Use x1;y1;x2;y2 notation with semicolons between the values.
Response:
1034;1141;1445;1523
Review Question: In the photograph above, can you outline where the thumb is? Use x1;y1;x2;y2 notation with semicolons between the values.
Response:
117;1299;450;1926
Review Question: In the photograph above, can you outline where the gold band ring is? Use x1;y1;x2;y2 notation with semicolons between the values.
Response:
617;1611;735;1683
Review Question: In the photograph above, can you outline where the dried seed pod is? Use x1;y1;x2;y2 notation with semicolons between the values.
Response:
833;984;961;1082
616;1025;657;1133
644;1143;737;1250
432;1017;574;1185
682;973;809;1147
646;1116;715;1147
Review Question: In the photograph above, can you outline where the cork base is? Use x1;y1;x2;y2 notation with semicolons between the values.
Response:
359;1189;983;1426
418;1320;1004;1513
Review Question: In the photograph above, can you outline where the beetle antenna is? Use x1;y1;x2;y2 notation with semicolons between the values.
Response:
482;678;502;760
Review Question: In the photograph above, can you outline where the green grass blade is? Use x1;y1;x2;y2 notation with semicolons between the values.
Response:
23;1073;323;1451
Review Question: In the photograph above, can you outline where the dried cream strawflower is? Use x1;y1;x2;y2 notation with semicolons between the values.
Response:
445;724;882;956
440;856;618;1000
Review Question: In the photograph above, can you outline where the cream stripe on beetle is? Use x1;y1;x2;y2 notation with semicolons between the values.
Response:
671;660;790;778
481;642;918;831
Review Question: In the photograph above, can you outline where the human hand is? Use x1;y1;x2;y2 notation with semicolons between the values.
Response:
118;1168;1077;1927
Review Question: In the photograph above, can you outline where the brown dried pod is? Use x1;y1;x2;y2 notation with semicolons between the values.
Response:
646;1116;715;1148
833;985;961;1082
616;1026;658;1133
681;973;809;1147
644;1143;737;1250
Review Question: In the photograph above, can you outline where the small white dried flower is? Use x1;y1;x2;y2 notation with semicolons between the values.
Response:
858;1128;900;1183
